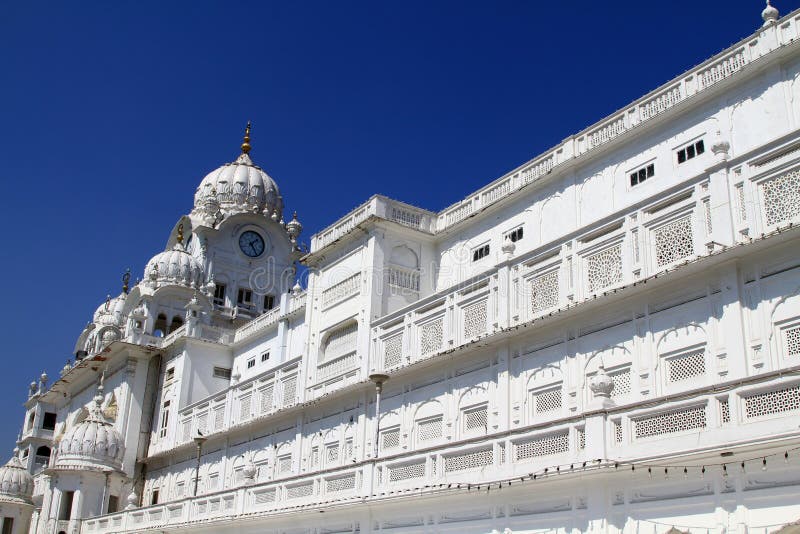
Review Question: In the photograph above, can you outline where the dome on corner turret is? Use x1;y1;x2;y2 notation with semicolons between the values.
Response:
192;123;284;224
0;449;33;504
144;245;205;289
56;381;125;471
93;293;127;327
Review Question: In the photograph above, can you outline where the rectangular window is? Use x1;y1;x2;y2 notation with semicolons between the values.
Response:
630;163;655;186
213;367;232;380
107;495;119;514
506;226;524;243
676;139;705;164
247;358;256;369
213;284;226;307
1;517;12;534
59;491;75;520
150;489;159;505
41;412;57;431
472;244;490;262
263;294;275;310
159;401;170;438
165;367;175;382
261;352;270;363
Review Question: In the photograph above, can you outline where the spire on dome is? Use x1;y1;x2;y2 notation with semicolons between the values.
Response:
177;223;184;245
241;121;252;155
762;0;779;26
122;268;131;294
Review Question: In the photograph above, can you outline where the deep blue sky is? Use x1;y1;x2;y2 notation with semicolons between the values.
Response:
0;1;792;447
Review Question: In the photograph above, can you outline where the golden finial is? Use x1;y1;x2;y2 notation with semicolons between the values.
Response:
122;268;131;294
177;224;184;245
241;121;252;154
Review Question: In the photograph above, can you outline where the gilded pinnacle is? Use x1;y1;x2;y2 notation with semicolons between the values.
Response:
241;121;252;154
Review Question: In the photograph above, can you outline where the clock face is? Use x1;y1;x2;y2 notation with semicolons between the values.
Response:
239;231;265;258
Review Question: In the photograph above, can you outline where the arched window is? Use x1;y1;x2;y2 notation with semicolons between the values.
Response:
321;321;358;362
153;314;168;337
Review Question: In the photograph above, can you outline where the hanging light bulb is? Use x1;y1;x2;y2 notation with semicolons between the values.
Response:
701;466;706;479
762;458;767;471
785;452;790;464
722;464;728;477
648;467;652;479
683;467;688;479
740;461;746;473
664;468;669;480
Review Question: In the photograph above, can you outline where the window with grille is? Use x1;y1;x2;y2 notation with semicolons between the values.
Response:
463;300;488;339
282;376;297;407
213;284;226;306
239;394;252;421
630;163;655;186
667;349;706;383
213;406;224;430
577;427;586;450
462;405;488;434
514;430;569;461
381;428;400;451
785;325;800;358
586;244;622;293
533;387;562;416
530;270;559;314
323;322;358;361
213;367;231;380
326;443;339;465
444;447;493;473
384;333;403;368
343;438;353;459
420;317;443;355
263;294;275;311
310;446;319;468
237;288;253;307
259;384;273;413
326;475;356;492
253;488;275;504
633;405;707;439
505;226;524;243
389;461;425;482
417;416;443;442
159;400;170;438
653;215;694;266
613;420;623;443
676;139;705;163
286;483;313;499
761;169;800;226
719;398;731;423
277;454;292;474
743;384;800;419
247;358;255;369
610;368;631;397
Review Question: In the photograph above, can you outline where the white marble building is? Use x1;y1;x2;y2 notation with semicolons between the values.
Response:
4;3;800;533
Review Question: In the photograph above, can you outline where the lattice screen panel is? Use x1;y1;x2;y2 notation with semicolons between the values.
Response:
420;317;444;355
577;427;586;450
743;384;800;419
586;244;623;293
326;475;356;492
196;412;208;434
384;333;403;368
277;455;292;474
444;447;494;473
719;398;731;423
463;406;488;433
515;430;569;461
463;300;488;339
531;270;559;314
343;439;353;460
239;395;252;421
253;489;275;504
389;461;425;482
668;350;706;382
181;420;190;442
325;323;358;360
282;376;297;407
786;326;800;358
381;428;400;451
259;384;274;414
654;215;694;266
613;420;623;443
310;447;319;468
213;407;225;430
326;444;339;464
633;405;707;439
761;169;800;226
611;369;631;397
286;483;314;499
417;417;443;442
534;387;563;414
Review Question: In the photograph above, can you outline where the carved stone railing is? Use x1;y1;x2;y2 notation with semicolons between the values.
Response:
233;307;281;343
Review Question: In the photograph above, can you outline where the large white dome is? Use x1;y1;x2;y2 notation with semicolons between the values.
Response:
56;386;125;471
192;124;284;223
144;244;205;289
0;449;33;504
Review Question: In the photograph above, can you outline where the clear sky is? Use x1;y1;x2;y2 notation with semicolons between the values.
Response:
0;0;792;448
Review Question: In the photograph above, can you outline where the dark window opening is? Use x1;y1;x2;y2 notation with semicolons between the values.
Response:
165;367;175;381
151;490;159;505
472;244;490;262
42;412;56;431
169;316;183;333
261;352;270;363
507;227;524;243
2;517;13;534
247;359;255;369
213;367;232;380
263;294;275;311
677;140;705;164
630;163;655;186
107;495;119;514
153;314;168;337
213;284;226;307
59;491;74;520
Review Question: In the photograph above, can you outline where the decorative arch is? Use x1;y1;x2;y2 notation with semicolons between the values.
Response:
457;384;488;409
389;245;419;270
655;322;707;358
320;320;358;363
526;363;563;391
413;400;443;421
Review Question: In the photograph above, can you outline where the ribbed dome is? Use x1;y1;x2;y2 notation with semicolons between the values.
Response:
193;152;283;221
0;449;33;504
93;293;127;327
144;244;205;289
56;385;125;471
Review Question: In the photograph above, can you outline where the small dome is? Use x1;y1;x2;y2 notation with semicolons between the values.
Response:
93;293;127;327
0;449;34;504
192;124;283;223
56;385;125;471
762;0;779;25
144;244;205;289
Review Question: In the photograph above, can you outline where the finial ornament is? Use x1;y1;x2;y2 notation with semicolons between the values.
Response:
762;0;779;26
241;121;252;154
177;224;184;245
122;269;131;294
